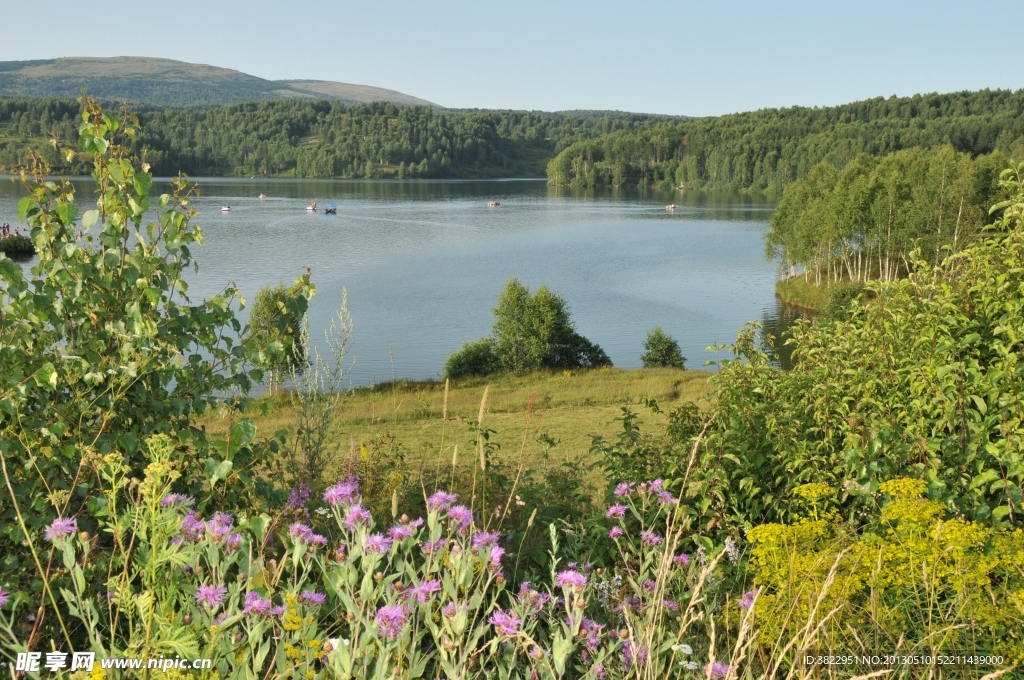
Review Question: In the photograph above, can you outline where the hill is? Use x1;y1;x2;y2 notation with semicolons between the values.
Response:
547;89;1024;193
0;56;436;107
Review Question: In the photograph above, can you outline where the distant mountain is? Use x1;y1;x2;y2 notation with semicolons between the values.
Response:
0;56;437;107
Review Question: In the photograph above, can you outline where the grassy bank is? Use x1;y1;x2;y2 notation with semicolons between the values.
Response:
775;275;830;311
199;366;711;477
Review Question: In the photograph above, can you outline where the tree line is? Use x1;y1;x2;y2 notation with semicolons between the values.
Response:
0;97;670;178
766;145;1008;286
546;89;1024;193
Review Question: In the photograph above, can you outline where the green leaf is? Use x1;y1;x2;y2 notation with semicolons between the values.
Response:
17;196;34;222
133;172;153;197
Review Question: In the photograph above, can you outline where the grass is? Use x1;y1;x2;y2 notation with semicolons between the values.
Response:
775;276;830;312
198;366;712;476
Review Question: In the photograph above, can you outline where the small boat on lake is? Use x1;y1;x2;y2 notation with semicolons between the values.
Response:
488;201;500;207
324;204;337;215
666;204;676;210
221;206;231;212
306;201;317;211
258;193;267;199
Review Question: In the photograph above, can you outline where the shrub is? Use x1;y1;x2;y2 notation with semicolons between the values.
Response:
0;235;33;256
249;282;308;391
640;326;685;368
443;337;497;379
444;278;611;377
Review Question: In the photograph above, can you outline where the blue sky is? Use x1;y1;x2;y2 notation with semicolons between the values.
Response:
2;0;1021;115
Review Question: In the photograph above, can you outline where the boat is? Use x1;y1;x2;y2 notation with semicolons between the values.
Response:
488;201;500;207
221;206;231;212
306;201;317;211
324;204;337;215
258;193;267;199
666;204;676;210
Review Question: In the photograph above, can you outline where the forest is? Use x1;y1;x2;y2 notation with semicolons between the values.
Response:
546;89;1024;193
0;97;670;178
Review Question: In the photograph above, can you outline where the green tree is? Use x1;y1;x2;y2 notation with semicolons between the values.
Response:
249;282;308;392
443;338;497;379
640;326;685;368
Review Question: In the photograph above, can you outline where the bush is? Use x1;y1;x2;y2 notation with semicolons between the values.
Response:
444;278;611;377
443;337;497;379
820;281;865;321
0;235;34;256
640;326;685;368
250;282;309;391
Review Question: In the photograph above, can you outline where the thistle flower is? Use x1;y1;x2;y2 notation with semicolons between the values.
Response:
289;523;314;541
581;618;605;651
208;512;234;540
707;661;730;678
226;533;243;551
364;533;393;553
181;511;205;541
388;524;415;540
657;491;678;505
161;493;194;508
673;552;691;566
489;609;522;636
642;579;657;592
0;586;8;608
490;545;505;566
426;490;457;511
376;604;409;639
609;526;624;539
44;517;77;542
738;589;757;611
640;531;663;547
613;482;634;497
323;478;360;507
556;570;587;589
409;579;441;603
422;539;447;554
301;590;327;606
622;642;650;668
661;599;679;611
471;530;501;549
344;505;373;531
606;504;627;518
195;584;227;609
243;591;272;615
447;505;473;533
308;533;328;547
270;605;286;617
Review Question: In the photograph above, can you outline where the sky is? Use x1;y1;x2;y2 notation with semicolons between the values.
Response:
1;0;1022;116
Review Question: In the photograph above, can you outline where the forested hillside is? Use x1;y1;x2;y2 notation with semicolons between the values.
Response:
546;90;1024;193
0;98;668;178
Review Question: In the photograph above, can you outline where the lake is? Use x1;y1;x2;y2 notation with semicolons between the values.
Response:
0;177;803;386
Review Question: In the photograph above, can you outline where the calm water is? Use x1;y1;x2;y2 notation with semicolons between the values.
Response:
0;177;802;385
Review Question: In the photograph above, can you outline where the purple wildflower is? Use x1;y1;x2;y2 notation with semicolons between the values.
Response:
344;505;373;531
556;570;587;589
285;482;311;511
426;490;457;511
490;545;505;566
212;612;232;627
606;504;627;518
518;583;551;612
471;530;501;549
409;579;441;603
657;491;678;505
376;604;409;639
301;590;327;606
489;609;522;636
226;533;242;551
738;590;757;611
673;552;691;566
581;618;605;651
195;584;227;609
208;512;234;540
323;478;360;507
609;526;624;539
388;525;415;540
447;505;473;533
409;517;425;528
640;531;663;547
161;493;194;508
364;533;393;554
661;599;679;611
708;661;730;678
243;591;272;615
441;601;458;618
422;539;447;554
335;545;347;560
308;533;328;547
593;664;607;680
181;511;205;541
613;482;634;497
0;586;8;608
642;579;657;592
622;642;650;668
289;523;313;540
638;479;664;494
269;605;286;617
44;517;77;542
